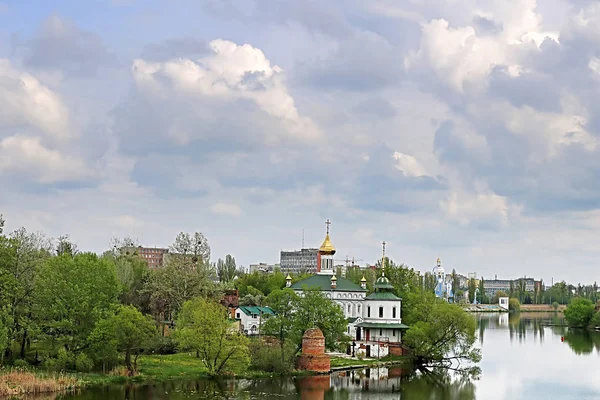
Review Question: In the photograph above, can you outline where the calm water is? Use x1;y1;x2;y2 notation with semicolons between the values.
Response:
38;313;600;399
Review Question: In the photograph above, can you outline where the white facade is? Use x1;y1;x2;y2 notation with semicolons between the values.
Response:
234;306;274;335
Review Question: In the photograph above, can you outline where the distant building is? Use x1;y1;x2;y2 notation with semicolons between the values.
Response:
483;277;540;298
122;246;169;268
280;248;319;274
248;263;280;274
234;306;275;335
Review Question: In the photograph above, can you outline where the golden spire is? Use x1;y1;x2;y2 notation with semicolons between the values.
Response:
361;275;367;282
319;219;336;255
437;257;441;266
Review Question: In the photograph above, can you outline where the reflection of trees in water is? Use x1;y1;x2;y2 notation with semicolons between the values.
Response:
564;330;600;355
399;369;476;400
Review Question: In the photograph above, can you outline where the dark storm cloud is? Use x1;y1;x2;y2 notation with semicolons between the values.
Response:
11;15;116;76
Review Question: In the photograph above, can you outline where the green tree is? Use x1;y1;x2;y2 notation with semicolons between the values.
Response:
176;298;249;375
89;305;156;374
34;253;121;352
55;235;78;257
111;253;151;312
509;298;521;312
262;289;299;367
1;228;52;359
403;293;481;372
492;291;508;304
564;298;595;328
468;279;477;303
170;231;211;266
217;255;237;283
288;289;349;352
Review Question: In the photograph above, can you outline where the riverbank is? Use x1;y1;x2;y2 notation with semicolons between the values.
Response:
1;353;405;394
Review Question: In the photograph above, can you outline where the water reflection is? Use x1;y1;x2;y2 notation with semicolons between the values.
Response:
21;313;600;400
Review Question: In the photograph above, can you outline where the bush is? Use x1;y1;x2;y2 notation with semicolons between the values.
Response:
249;339;296;374
552;301;559;311
75;353;93;372
565;298;595;327
590;312;600;329
150;336;178;355
12;359;29;369
509;298;520;312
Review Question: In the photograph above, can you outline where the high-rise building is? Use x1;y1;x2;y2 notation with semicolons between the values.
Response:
280;248;319;274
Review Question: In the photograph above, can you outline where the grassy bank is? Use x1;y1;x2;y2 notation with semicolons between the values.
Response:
329;355;408;369
0;370;81;396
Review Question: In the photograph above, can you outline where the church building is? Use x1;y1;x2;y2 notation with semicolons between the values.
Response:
288;220;409;358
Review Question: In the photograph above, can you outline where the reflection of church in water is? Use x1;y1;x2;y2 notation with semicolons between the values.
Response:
289;220;409;358
296;367;409;399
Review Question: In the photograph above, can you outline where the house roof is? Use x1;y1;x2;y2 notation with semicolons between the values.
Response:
236;306;275;316
356;322;409;329
289;274;366;292
365;292;402;301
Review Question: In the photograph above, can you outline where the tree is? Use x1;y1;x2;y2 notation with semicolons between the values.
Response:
552;301;559;311
262;289;299;366
145;257;219;324
287;289;348;352
55;235;78;257
0;214;4;234
478;278;488;304
468;279;477;303
217;255;237;283
34;253;121;352
492;291;508;304
176;298;250;375
1;228;52;358
89;305;157;374
170;231;211;265
111;253;151;313
402;293;481;373
509;298;521;312
564;298;595;328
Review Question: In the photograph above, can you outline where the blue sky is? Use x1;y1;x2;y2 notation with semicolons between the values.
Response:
1;0;599;283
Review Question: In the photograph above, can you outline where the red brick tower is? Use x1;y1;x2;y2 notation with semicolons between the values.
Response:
297;328;330;373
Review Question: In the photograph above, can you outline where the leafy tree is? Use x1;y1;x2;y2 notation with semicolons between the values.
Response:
217;255;237;283
235;271;286;297
287;289;348;352
468;279;477;304
170;231;211;265
564;298;595;328
111;253;151;312
145;254;219;325
176;298;249;375
509;298;521;312
403;293;481;373
552;301;559;311
1;228;52;358
262;289;299;366
55;235;78;257
492;291;508;304
0;214;4;234
34;253;121;352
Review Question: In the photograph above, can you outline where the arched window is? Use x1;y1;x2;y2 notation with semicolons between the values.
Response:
358;305;361;314
393;307;397;319
347;304;351;313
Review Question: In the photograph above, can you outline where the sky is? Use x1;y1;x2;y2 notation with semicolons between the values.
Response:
1;0;600;284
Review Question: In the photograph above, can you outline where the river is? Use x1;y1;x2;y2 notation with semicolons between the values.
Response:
35;313;600;399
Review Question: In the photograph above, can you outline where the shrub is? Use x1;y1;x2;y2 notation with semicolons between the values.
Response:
150;336;178;355
12;359;29;369
589;312;600;329
249;339;296;374
564;298;595;328
509;298;520;312
75;353;93;372
552;301;559;311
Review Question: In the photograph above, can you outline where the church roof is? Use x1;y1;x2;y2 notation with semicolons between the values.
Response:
356;322;409;329
236;306;275;316
289;274;366;292
365;291;401;301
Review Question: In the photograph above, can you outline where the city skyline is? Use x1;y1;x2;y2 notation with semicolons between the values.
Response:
2;1;600;284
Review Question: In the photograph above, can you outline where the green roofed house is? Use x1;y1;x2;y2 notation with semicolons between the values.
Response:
234;306;275;336
288;221;408;358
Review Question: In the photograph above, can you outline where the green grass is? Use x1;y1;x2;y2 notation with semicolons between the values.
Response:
137;353;209;380
330;355;408;369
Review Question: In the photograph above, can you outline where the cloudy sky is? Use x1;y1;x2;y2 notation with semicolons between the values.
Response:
1;0;600;283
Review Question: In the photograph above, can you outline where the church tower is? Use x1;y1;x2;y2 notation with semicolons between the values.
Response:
317;219;336;275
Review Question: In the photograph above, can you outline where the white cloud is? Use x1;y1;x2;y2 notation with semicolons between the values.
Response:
440;190;522;227
131;39;321;143
210;202;242;217
0;136;92;184
392;152;429;177
0;59;70;139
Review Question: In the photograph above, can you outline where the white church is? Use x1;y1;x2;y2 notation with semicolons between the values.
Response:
288;220;409;357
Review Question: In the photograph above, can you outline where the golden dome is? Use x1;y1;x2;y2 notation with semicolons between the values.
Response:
286;274;292;280
360;276;367;282
319;234;336;255
331;275;337;281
